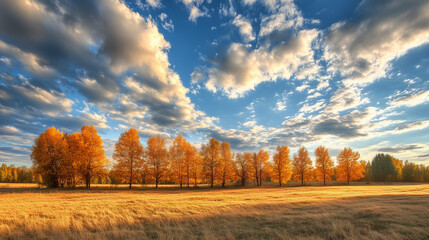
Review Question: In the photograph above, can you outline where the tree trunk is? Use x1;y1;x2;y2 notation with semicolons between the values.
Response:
279;180;281;187
156;178;159;189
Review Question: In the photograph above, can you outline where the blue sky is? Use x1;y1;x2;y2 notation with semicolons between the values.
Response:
0;0;429;167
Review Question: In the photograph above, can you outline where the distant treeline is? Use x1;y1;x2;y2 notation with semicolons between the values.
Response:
5;126;428;188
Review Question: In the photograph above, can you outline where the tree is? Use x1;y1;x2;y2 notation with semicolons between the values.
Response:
314;146;334;185
184;142;198;187
336;147;364;184
217;141;236;187
272;145;292;186
257;149;270;186
190;151;202;187
201;137;220;187
112;128;144;189
250;152;260;186
79;125;107;188
292;147;313;186
402;161;422;182
371;153;403;182
146;135;168;189
170;135;187;188
235;152;251;187
64;132;84;187
31;126;68;188
0;164;7;182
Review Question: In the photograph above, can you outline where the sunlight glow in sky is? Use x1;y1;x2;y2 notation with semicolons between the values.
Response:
0;0;428;166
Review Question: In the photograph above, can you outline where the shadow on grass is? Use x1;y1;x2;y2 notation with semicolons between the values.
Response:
1;192;429;239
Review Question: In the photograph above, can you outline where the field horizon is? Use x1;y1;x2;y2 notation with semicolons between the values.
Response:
1;183;428;239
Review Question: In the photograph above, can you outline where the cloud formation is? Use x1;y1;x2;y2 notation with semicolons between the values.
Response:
324;0;429;84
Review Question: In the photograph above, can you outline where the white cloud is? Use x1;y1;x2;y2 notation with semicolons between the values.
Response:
232;15;255;42
390;90;429;107
324;0;429;85
180;0;210;22
159;13;174;31
202;29;319;98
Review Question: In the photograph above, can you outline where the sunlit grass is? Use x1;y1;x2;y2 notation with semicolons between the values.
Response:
1;184;429;239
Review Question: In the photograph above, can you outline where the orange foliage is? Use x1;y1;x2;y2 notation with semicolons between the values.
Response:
112;128;144;188
314;146;334;185
79;125;107;188
146;135;168;188
336;147;365;184
271;145;292;186
31;127;68;188
292;147;313;186
169;135;187;188
257;149;270;186
217;141;236;187
201;138;220;187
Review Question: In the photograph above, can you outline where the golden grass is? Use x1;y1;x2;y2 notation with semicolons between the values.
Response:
1;184;429;240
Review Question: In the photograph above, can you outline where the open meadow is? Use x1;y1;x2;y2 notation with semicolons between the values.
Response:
1;183;429;240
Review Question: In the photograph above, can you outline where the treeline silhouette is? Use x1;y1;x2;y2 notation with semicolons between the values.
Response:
7;126;427;188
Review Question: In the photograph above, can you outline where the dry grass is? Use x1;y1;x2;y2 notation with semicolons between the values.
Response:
1;184;428;240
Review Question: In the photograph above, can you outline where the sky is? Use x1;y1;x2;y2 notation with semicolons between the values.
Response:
0;0;429;167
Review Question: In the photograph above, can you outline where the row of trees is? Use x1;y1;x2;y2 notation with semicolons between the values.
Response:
29;126;429;188
365;153;429;182
0;164;39;183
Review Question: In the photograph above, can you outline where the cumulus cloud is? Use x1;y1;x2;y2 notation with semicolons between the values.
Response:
324;0;429;84
201;29;319;98
0;0;209;131
258;0;303;37
232;15;255;42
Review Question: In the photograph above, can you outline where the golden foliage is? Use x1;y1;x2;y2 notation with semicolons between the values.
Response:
31;126;68;188
314;146;334;185
292;147;313;185
79;125;107;188
201;137;220;187
112;128;144;188
271;145;292;186
217;141;236;187
146;135;168;188
336;147;365;184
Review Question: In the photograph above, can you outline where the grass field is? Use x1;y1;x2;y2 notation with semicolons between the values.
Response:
1;184;428;239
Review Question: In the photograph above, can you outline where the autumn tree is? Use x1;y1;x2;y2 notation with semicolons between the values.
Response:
170;135;187;188
79;125;107;188
190;151;202;187
146;135;168;189
292;147;313;186
201;137;220;187
31;127;68;188
272;145;292;186
64;132;84;187
183;142;198;187
0;164;8;182
112;128;144;189
235;152;251;187
257;149;270;186
336;147;365;184
217;141;236;187
250;153;260;186
314;146;334;185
